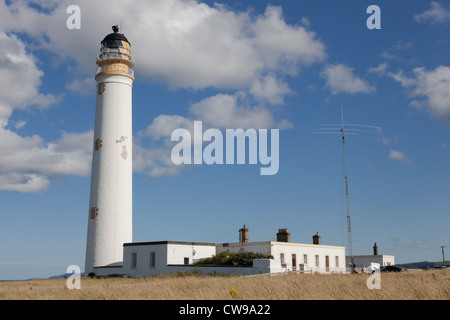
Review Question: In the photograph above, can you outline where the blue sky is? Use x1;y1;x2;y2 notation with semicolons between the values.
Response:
0;0;449;280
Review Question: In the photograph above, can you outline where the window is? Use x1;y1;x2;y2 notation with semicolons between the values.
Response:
97;83;105;95
131;252;137;269
184;257;189;265
94;138;103;151
315;255;319;268
280;253;285;264
89;207;98;220
149;252;156;268
335;256;339;268
303;254;308;266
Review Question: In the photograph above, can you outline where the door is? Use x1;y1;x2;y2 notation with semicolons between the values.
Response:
292;254;297;271
325;255;330;272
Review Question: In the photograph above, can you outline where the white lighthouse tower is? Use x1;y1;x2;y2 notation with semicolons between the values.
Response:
85;26;134;274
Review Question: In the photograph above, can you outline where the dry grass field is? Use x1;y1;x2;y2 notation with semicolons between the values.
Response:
1;269;449;300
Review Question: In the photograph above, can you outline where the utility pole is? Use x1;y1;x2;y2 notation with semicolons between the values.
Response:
442;246;446;267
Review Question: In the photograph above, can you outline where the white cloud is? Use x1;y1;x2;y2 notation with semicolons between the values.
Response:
66;77;96;96
0;31;92;192
390;66;450;122
1;1;326;91
0;128;93;184
388;150;412;165
414;1;450;23
145;114;194;141
0;32;58;127
321;64;375;95
369;63;388;76
0;173;50;193
249;74;292;105
382;136;398;146
133;143;184;179
136;93;280;177
137;89;296;178
189;93;275;130
0;0;326;181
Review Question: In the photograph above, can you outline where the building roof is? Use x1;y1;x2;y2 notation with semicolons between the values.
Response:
123;240;216;247
101;26;130;45
218;241;345;249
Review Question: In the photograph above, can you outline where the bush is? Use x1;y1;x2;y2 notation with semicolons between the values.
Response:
194;250;273;267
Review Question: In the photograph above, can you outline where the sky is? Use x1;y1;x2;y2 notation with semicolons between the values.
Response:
0;0;449;280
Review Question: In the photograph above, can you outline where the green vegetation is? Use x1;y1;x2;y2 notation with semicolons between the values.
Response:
194;250;273;267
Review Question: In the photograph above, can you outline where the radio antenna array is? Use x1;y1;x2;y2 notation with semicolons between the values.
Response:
312;106;380;273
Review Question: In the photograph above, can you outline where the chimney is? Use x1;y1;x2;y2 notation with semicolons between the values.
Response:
276;228;290;242
312;232;321;245
373;243;378;255
239;224;249;244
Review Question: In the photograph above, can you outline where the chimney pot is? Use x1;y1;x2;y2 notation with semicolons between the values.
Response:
373;243;378;255
313;231;321;245
276;228;290;242
239;225;249;244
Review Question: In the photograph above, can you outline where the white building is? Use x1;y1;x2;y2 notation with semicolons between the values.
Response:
216;230;346;274
91;228;347;277
347;243;395;273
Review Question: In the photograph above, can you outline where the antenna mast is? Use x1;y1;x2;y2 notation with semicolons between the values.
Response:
340;105;354;269
312;105;380;273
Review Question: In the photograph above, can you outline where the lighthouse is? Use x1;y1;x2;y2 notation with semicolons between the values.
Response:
85;26;134;274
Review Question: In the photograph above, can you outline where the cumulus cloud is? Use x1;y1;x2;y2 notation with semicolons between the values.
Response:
0;31;93;192
0;32;58;127
0;128;93;192
390;66;450;122
249;74;292;105
0;0;327;182
388;150;412;165
0;0;326;91
321;63;375;95
189;93;275;130
136;92;289;178
0;173;50;193
414;1;450;23
66;77;96;96
369;63;388;76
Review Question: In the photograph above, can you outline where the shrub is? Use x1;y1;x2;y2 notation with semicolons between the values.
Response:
194;250;273;267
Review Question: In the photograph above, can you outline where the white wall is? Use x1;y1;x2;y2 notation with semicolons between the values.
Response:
92;241;347;277
349;255;396;270
85;74;133;274
217;241;346;274
121;242;215;277
270;242;346;273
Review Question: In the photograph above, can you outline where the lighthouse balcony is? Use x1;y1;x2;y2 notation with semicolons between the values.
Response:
97;51;133;62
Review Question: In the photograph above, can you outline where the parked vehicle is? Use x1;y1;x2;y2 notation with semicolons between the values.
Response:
365;263;380;274
380;265;407;272
427;265;447;270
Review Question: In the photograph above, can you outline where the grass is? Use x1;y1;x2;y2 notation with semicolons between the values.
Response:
0;269;449;300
